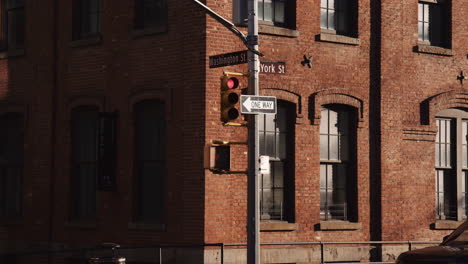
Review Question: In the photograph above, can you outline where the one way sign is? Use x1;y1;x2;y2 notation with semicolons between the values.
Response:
240;95;277;114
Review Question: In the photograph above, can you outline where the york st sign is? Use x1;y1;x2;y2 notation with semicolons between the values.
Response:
259;61;285;74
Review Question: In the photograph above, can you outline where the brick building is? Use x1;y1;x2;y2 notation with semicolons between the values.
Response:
0;0;466;263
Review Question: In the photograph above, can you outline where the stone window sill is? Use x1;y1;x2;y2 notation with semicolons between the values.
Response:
128;222;166;231
432;220;464;230
260;221;298;231
319;220;362;230
65;220;97;229
0;48;25;59
0;217;22;225
317;32;360;46
69;35;102;48
132;25;167;39
258;24;299;38
414;44;454;56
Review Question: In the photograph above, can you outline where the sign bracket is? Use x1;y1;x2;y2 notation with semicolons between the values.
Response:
191;0;264;57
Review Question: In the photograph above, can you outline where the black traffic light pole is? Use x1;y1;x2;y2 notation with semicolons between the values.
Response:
191;1;261;263
246;0;260;263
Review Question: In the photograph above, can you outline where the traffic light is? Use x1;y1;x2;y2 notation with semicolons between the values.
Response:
220;72;246;123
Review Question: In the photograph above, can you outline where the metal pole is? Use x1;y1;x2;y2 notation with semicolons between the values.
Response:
247;0;260;263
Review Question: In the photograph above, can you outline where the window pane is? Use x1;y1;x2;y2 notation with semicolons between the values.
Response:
463;121;468;144
320;164;327;188
5;167;21;216
465;171;468;217
340;135;349;161
424;4;429;22
278;133;286;159
90;0;99;12
259;132;266;156
329;135;339;160
8;8;24;49
320;0;327;8
328;10;335;30
444;171;457;219
277;104;289;132
261;189;272;216
262;173;272;189
274;0;285;24
423;22;429;42
418;22;424;40
464;122;468;168
258;0;264;20
329;109;338;134
320;109;329;134
265;132;275;157
263;0;273;22
265;113;275;132
272;162;284;188
320;134;328;160
0;114;23;217
445;119;450;143
418;3;423;21
440;144;446;166
272;188;284;217
320;8;328;28
436;170;444;219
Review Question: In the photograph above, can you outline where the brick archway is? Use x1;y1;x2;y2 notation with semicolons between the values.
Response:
309;89;364;126
421;90;468;126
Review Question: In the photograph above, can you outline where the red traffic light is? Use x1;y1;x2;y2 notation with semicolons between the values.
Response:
226;77;239;89
222;76;240;90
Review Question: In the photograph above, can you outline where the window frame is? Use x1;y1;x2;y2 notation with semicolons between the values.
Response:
133;99;167;224
319;105;358;222
0;0;25;51
320;0;357;37
435;108;468;222
70;106;99;221
417;0;450;48
72;0;101;41
233;0;295;29
259;100;295;223
0;112;23;219
133;0;167;32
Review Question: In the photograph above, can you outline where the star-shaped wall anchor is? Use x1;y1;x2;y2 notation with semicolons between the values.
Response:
457;71;466;84
301;55;312;68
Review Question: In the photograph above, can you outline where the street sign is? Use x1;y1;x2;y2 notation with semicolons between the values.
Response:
240;95;277;114
259;155;270;174
209;50;248;68
259;61;286;74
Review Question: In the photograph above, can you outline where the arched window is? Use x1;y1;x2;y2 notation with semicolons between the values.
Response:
259;100;295;222
435;108;468;221
320;105;357;221
0;113;23;217
134;100;166;223
71;106;98;220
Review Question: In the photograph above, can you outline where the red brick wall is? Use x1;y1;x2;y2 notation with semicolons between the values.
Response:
204;0;372;244
0;0;466;258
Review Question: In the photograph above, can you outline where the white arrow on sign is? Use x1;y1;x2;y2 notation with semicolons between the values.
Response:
243;96;252;112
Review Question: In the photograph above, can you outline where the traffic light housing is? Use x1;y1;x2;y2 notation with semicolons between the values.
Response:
220;72;245;123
